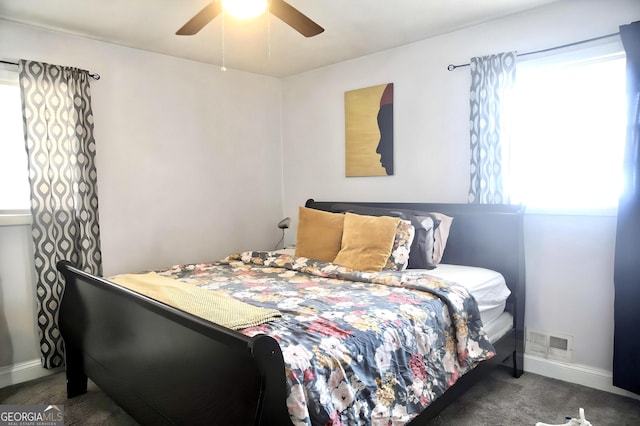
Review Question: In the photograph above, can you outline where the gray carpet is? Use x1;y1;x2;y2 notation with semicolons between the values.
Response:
1;366;639;425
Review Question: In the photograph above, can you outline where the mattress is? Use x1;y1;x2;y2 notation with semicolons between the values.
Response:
152;251;497;425
428;264;513;343
423;263;511;326
276;248;511;329
483;311;514;343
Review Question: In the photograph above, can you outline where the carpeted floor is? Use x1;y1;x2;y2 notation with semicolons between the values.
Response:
1;366;639;425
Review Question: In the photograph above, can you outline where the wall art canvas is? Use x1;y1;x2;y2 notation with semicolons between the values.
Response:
344;83;394;176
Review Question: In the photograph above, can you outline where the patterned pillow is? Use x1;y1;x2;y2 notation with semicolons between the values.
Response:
383;219;415;271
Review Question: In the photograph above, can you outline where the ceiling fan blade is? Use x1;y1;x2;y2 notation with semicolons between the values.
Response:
176;2;222;35
269;0;324;37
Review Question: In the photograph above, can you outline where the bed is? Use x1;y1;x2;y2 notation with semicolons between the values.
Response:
56;199;525;425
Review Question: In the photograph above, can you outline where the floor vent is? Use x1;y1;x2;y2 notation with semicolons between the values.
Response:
525;328;573;362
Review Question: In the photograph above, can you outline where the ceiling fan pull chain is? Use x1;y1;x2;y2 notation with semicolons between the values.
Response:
267;6;271;63
220;11;227;72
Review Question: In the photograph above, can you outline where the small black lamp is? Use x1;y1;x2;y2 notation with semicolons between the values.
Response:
275;217;290;250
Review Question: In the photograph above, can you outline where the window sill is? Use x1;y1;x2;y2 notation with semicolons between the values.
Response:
0;212;32;226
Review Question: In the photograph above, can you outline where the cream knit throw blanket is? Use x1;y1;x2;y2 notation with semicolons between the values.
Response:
110;272;281;330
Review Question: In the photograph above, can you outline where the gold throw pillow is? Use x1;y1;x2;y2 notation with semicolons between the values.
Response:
295;207;345;262
333;213;400;272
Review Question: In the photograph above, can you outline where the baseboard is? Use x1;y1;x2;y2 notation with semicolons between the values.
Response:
524;354;640;400
4;354;638;401
0;359;62;389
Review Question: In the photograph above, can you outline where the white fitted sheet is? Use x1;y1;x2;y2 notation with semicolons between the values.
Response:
417;263;511;327
484;312;514;343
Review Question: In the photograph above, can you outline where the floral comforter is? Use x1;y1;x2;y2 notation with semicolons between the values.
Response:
155;251;495;426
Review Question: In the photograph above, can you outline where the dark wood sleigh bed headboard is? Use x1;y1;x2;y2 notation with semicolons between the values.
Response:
305;199;526;375
304;199;525;295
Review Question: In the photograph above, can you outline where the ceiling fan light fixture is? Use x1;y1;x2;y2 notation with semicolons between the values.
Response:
222;0;268;20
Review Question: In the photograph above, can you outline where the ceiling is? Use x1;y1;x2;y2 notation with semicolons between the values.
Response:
0;0;561;78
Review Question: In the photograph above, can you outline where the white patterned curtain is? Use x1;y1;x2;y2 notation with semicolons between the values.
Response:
18;60;102;369
468;52;517;204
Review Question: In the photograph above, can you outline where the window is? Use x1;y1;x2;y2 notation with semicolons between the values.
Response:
507;44;627;213
0;66;31;216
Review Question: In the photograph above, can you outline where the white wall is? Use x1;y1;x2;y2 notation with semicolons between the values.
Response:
0;21;284;374
280;0;640;391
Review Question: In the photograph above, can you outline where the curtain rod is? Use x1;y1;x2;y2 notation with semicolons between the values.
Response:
0;59;101;80
447;31;620;71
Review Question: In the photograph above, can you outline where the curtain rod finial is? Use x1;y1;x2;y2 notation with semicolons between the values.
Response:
447;64;456;71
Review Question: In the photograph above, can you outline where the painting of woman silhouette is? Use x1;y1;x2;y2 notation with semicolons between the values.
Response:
345;83;394;176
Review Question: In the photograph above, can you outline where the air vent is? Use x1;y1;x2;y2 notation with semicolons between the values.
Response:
525;328;573;362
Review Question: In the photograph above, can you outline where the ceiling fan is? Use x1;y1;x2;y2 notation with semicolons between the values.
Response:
176;0;324;38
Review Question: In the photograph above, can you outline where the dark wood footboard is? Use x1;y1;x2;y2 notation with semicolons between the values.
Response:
57;261;291;425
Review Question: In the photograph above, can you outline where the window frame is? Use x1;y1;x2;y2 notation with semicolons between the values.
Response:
0;63;31;226
508;40;627;217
